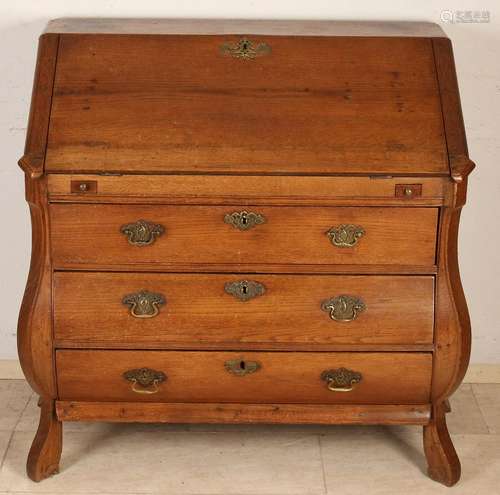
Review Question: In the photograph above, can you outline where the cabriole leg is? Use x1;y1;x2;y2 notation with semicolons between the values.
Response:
423;402;460;486
27;398;62;482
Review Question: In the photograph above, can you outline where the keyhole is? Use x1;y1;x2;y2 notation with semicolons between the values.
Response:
241;215;248;225
241;284;248;295
239;360;246;370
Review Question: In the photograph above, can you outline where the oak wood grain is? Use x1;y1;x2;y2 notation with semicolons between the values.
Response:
424;402;460;486
17;35;59;400
45;35;447;175
54;272;434;347
27;398;62;482
45;18;447;37
50;204;439;267
47;174;446;206
18;34;59;178
55;342;434;352
56;350;432;404
432;207;471;404
18;20;474;486
54;263;438;275
56;401;431;425
432;37;475;208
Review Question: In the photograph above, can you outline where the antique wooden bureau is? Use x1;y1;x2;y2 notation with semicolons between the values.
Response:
18;18;474;485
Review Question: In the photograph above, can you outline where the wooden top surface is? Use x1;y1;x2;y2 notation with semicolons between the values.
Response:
45;18;447;38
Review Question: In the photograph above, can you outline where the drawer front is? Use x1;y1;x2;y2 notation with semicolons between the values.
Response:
50;205;438;267
54;273;434;346
56;350;432;404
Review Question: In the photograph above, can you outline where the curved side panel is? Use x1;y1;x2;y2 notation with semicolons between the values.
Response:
17;34;59;399
431;206;471;402
17;176;55;398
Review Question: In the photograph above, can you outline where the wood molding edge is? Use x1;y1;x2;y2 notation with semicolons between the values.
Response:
56;401;431;425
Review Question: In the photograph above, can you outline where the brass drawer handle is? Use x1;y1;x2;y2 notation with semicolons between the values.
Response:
225;359;261;376
321;295;365;322
224;280;266;301
123;367;167;394
326;224;365;247
321;367;362;392
224;210;266;231
122;290;166;318
221;38;271;59
120;219;165;246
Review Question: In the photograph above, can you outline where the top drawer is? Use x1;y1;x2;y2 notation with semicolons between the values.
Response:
50;204;438;268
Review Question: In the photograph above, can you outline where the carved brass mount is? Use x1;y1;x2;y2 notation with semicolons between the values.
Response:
123;367;167;394
122;290;166;318
225;359;261;376
224;280;266;302
120;219;165;246
326;224;365;247
224;210;266;231
321;295;366;322
220;38;271;59
321;367;362;392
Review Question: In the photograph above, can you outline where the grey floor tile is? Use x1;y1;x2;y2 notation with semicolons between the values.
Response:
0;428;324;494
447;383;489;434
321;427;500;495
472;383;500;434
0;380;33;431
0;431;12;464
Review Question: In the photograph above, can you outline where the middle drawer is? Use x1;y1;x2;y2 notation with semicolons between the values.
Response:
54;273;434;347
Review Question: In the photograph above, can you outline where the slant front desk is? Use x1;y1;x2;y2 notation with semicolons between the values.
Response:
17;18;474;485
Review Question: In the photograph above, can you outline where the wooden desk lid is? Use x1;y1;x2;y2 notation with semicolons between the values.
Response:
25;19;471;177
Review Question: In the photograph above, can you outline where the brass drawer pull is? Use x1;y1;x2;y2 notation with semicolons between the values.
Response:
321;295;365;322
224;210;266;231
326;224;365;247
224;280;266;301
321;367;362;392
221;38;271;59
123;367;167;394
120;219;165;246
225;359;261;376
122;290;166;318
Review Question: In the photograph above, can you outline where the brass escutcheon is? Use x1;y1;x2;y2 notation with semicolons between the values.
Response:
224;210;266;231
321;295;366;322
123;367;167;394
225;359;261;376
120;219;165;246
122;290;166;318
224;280;266;302
326;224;365;247
321;367;362;392
220;38;271;59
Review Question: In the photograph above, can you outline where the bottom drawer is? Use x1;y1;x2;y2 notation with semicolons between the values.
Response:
56;350;431;405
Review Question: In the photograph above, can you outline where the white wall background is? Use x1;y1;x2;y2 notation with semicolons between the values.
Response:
0;1;498;363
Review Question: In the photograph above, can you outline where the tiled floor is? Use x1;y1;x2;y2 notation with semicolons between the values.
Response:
0;381;498;494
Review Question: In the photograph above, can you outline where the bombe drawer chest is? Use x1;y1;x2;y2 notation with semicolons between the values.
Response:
18;18;474;485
